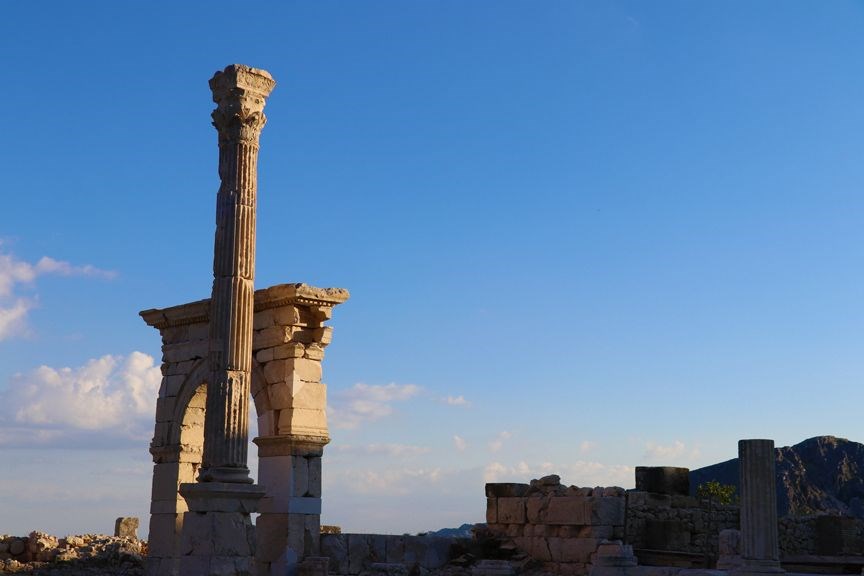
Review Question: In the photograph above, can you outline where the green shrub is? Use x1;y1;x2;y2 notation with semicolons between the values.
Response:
696;480;736;505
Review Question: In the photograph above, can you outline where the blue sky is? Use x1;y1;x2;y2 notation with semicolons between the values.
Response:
2;1;864;536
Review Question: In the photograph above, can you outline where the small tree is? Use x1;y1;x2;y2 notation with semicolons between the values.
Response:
696;481;736;505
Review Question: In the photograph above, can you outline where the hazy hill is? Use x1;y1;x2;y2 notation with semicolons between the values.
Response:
690;436;864;518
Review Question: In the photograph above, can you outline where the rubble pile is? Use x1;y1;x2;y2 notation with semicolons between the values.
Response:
0;532;145;575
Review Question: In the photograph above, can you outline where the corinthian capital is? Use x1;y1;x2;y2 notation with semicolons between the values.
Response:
210;64;276;144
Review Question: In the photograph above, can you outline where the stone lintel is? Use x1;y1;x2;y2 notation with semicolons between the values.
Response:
140;283;350;330
254;434;329;457
179;482;265;513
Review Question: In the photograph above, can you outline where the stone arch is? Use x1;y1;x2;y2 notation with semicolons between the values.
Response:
146;357;270;575
140;283;349;576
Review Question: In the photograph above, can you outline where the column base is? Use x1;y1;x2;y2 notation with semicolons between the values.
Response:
178;482;266;576
198;464;255;484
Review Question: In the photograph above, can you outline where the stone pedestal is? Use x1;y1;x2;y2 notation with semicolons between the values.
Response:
588;541;638;576
731;439;784;576
255;435;328;576
178;482;265;576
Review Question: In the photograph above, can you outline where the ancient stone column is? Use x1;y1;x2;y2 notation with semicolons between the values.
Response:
199;64;276;484
732;439;784;576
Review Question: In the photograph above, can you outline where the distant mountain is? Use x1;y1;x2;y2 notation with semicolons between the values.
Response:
690;436;864;518
428;523;477;538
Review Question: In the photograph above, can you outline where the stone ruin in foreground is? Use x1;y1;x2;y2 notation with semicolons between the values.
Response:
135;64;864;576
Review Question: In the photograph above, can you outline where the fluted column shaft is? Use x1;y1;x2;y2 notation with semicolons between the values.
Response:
200;65;275;483
737;439;784;574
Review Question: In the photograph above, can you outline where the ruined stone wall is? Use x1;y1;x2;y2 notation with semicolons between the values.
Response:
625;491;739;557
320;533;463;575
484;476;626;576
779;515;864;556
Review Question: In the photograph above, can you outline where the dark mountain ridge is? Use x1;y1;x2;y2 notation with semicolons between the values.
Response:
690;436;864;518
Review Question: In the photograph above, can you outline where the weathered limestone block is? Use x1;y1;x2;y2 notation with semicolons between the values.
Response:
114;517;139;540
269;381;327;411
308;456;323;498
8;539;26;556
163;359;196;376
485;483;530;498
561;538;602;563
288;514;324;559
275;305;302;326
321;534;349;575
718;529;743;570
147;513;183;557
155;397;176;423
385;536;405;564
313;326;333;345
275;342;307;359
255;326;294;350
255;513;290;562
299;556;331;576
278;407;328;436
151;462;196;501
305;343;326;360
419;537;453;569
264;358;322;385
527;496;549;524
635;467;690;496
498;498;527;524
546;497;591;525
588;541;638;576
162;374;187;398
162;340;208;364
591;497;625;525
348;534;385;573
293;455;310;496
182;406;205;428
506;524;523;538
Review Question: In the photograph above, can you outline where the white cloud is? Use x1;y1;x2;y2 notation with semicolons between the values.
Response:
579;440;597;454
0;299;32;340
329;382;421;429
453;435;467;452
32;256;116;280
339;443;431;458
483;460;633;488
325;466;443;495
0;248;115;341
642;440;701;463
0;352;161;447
488;430;511;453
443;395;470;407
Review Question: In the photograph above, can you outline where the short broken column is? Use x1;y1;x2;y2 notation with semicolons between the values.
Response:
732;439;784;576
